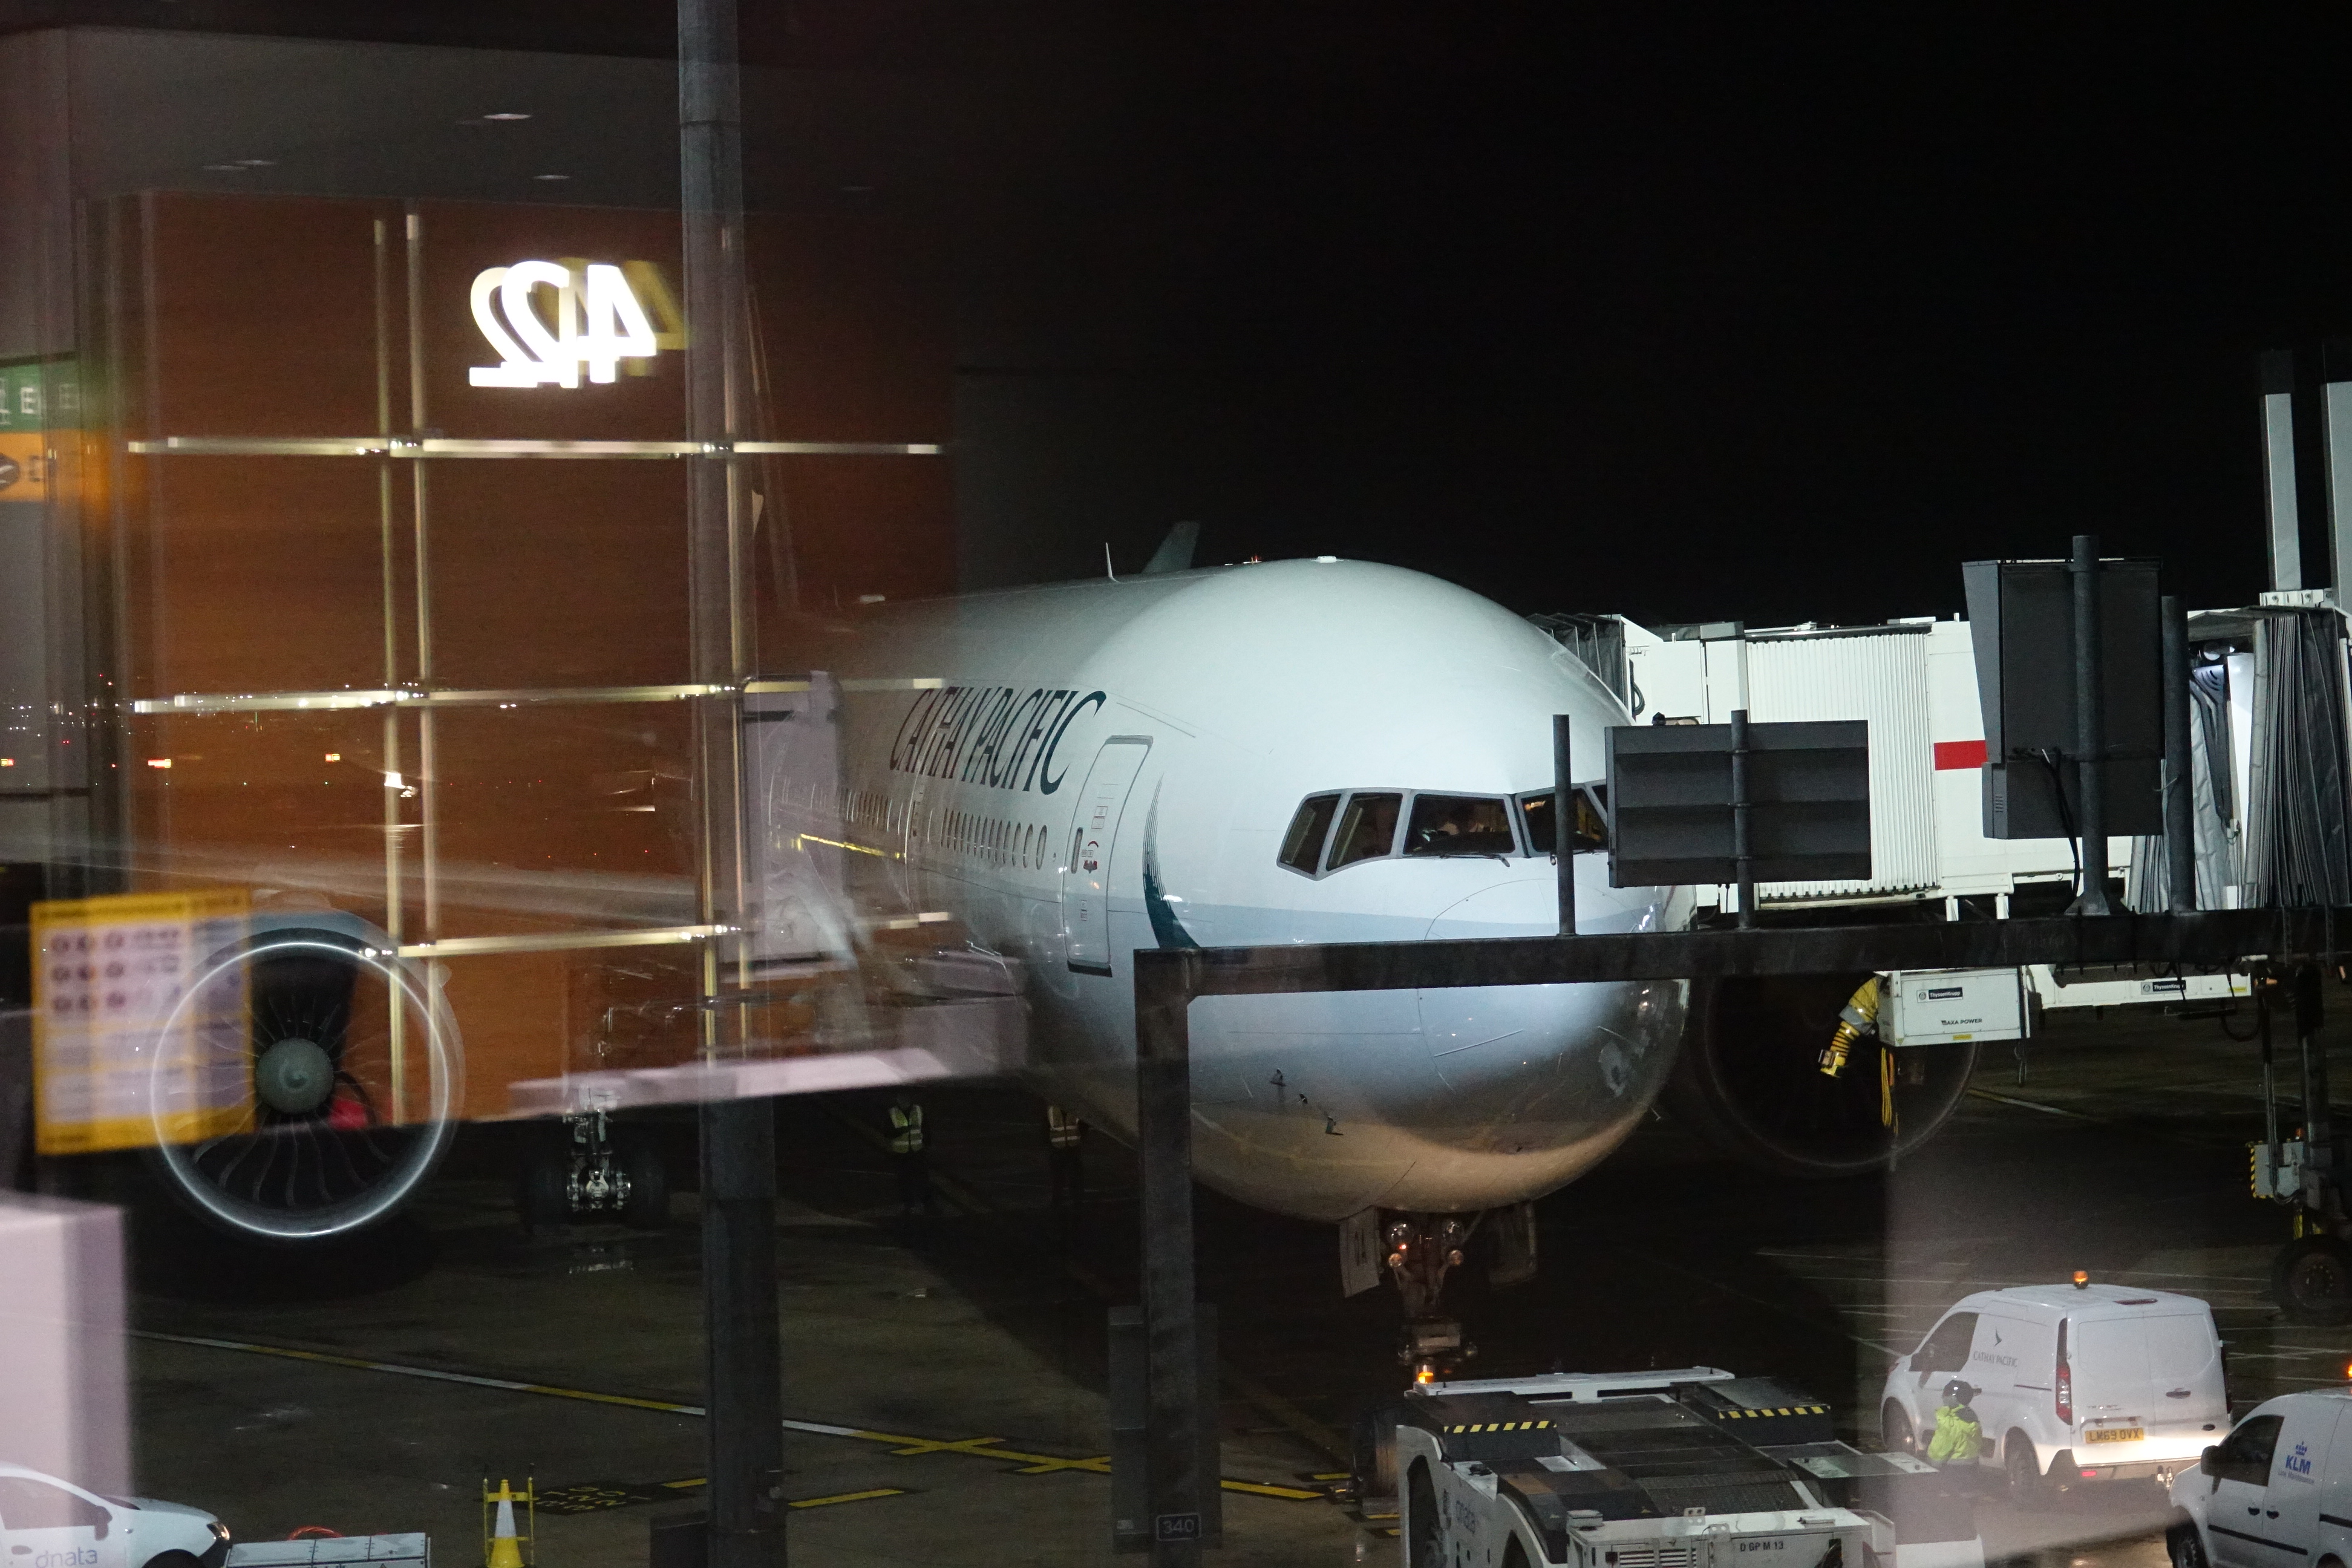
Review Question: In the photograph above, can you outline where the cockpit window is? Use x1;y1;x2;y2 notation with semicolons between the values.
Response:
1327;792;1402;869
1403;794;1517;857
1278;793;1341;875
1520;785;1609;855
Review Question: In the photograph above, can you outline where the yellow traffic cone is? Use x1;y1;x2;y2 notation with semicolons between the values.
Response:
484;1479;531;1568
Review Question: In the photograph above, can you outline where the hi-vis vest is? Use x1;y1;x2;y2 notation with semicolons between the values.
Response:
1047;1105;1082;1149
1927;1403;1984;1463
889;1103;925;1155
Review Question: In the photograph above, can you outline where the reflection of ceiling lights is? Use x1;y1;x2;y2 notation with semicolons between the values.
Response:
201;159;277;172
532;173;570;182
484;111;532;121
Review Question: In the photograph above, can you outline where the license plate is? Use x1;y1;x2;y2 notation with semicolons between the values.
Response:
2084;1427;2143;1444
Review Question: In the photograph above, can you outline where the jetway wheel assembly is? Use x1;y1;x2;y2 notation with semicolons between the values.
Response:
148;927;460;1243
515;1111;671;1233
2272;1233;2352;1325
1665;973;1977;1178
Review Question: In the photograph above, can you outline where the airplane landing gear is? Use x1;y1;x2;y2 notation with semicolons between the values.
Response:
517;1110;670;1233
1385;1212;1480;1381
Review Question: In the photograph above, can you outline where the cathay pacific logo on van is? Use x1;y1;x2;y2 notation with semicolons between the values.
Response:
1973;1327;2019;1370
2285;1440;2316;1481
889;687;1107;795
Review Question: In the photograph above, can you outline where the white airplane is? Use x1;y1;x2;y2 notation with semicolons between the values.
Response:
125;546;1976;1288
771;552;1692;1235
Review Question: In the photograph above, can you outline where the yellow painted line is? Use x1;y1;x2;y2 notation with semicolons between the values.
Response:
823;1109;1354;1471
1010;1456;1112;1477
137;1322;1322;1501
1222;1480;1322;1500
871;1434;1013;1459
791;1489;904;1511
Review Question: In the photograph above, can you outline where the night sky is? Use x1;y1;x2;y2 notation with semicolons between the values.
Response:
916;6;2352;626
25;1;2352;626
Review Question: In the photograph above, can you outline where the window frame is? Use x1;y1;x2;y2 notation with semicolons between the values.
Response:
1276;792;1344;878
1324;789;1408;873
2215;1414;2282;1486
1516;782;1610;857
1278;787;1558;878
1400;791;1524;861
1909;1311;1979;1374
0;1476;113;1534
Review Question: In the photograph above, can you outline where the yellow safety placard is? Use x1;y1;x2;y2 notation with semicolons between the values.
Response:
31;890;253;1153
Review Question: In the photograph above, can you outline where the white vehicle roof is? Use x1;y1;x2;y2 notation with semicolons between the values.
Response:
1950;1282;2212;1319
1421;1367;1734;1400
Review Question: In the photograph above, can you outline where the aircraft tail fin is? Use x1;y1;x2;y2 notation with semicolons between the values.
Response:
1140;520;1200;575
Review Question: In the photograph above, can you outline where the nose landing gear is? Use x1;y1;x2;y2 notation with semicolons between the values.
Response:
517;1110;670;1233
1385;1213;1480;1382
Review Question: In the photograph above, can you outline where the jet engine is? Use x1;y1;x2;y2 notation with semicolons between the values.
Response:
1661;973;1977;1178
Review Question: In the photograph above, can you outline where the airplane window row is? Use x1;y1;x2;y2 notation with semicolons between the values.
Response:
1276;785;1610;877
830;788;1055;872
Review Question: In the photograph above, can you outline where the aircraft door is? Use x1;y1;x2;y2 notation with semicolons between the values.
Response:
1062;737;1152;975
2207;1413;2287;1568
2261;1402;2342;1558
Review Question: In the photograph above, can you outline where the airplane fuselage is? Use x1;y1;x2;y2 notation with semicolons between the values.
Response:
782;558;1691;1222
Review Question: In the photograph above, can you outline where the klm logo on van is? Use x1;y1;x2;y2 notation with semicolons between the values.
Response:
2284;1441;2317;1483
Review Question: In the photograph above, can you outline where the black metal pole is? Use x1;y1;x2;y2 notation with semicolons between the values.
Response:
2296;965;2333;1217
2161;594;2196;912
1730;708;1755;930
2069;534;2112;915
680;0;780;1563
702;1098;784;1568
1553;714;1576;936
1134;960;1203;1568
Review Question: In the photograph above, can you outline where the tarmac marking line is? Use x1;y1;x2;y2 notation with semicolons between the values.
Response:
1965;1088;2102;1121
824;1105;1354;1468
1009;1457;1112;1477
790;1489;906;1511
871;1434;1014;1459
535;1478;907;1515
136;1330;1316;1501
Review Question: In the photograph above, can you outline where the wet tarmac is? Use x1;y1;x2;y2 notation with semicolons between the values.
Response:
94;995;2352;1566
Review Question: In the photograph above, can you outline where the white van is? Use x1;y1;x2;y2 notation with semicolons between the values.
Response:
0;1465;229;1568
1879;1282;2229;1496
2167;1391;2352;1568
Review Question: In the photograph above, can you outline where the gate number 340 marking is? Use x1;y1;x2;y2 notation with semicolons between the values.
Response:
469;260;680;389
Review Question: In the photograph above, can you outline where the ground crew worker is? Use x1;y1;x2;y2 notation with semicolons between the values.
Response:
1045;1103;1085;1210
889;1094;934;1217
1926;1379;1984;1466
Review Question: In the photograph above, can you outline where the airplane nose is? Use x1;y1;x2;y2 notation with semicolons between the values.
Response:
1413;875;1684;1141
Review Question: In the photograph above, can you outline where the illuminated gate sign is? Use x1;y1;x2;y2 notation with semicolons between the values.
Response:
469;258;683;388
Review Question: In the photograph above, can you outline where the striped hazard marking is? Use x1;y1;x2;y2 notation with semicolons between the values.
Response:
132;1330;1319;1502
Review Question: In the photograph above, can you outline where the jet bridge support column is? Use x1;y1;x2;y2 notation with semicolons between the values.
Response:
680;0;782;1560
1133;958;1208;1566
2068;535;2113;916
